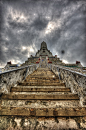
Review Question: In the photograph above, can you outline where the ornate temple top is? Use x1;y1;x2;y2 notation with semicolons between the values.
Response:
41;41;47;49
35;41;53;57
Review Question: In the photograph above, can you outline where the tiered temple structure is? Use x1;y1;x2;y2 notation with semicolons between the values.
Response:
22;41;63;65
35;41;53;57
4;41;84;72
22;41;83;67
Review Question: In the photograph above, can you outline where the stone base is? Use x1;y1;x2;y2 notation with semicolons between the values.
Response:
0;116;86;130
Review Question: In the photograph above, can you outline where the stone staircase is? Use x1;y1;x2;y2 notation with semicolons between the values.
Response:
0;67;86;130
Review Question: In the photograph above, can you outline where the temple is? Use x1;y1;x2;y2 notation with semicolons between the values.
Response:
22;41;83;67
35;41;53;57
3;41;85;72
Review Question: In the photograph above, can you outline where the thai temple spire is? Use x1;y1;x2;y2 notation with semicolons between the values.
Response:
41;41;47;49
35;41;53;57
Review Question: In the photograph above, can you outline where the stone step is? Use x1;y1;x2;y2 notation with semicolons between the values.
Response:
11;87;70;92
27;74;57;77
31;73;55;75
37;68;50;69
32;72;53;74
30;72;55;75
27;74;56;77
31;70;54;72
24;79;59;83
26;77;58;80
1;93;79;100
1;100;80;108
38;67;50;68
23;80;59;84
0;107;85;116
15;85;66;88
18;82;65;86
27;76;58;79
11;92;72;95
32;70;53;72
25;77;59;81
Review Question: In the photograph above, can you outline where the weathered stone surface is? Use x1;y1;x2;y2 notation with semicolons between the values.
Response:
11;87;71;92
0;68;26;94
50;64;86;107
0;65;38;94
35;41;53;57
0;107;86;116
18;82;65;86
15;85;66;88
1;93;79;100
0;116;86;130
1;100;80;108
0;66;86;130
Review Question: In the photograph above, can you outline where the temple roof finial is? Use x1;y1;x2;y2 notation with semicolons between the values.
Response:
41;41;47;49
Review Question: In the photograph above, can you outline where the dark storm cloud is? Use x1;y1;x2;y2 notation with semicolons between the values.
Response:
0;0;86;67
8;18;28;30
0;46;6;62
31;16;49;31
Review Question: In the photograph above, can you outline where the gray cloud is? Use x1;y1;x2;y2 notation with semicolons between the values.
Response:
0;0;86;67
31;16;49;31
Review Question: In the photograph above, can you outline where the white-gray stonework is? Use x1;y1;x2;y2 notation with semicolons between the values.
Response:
35;41;53;57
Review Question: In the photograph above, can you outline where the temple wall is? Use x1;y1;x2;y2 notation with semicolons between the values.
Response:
0;65;38;94
49;64;86;107
36;49;53;57
49;57;63;64
22;58;39;65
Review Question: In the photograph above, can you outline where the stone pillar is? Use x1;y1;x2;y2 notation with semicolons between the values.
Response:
39;56;42;68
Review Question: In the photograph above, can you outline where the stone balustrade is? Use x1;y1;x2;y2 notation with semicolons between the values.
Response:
0;64;39;94
48;64;86;107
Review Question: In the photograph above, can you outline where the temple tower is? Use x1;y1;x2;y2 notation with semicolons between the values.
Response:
35;41;53;58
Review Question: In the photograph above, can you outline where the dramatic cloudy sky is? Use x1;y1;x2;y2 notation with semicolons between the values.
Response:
0;0;86;67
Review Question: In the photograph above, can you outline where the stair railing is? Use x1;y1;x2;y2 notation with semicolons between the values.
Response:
0;64;39;95
57;67;60;80
48;64;86;107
